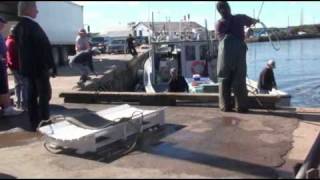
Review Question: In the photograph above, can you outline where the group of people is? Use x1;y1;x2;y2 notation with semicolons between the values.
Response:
168;1;278;113
69;30;138;85
0;2;57;131
0;1;278;132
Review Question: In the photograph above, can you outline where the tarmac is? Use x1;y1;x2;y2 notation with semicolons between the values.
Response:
1;51;320;178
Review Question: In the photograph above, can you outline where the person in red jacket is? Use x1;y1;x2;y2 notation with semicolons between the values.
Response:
6;25;28;110
0;17;22;117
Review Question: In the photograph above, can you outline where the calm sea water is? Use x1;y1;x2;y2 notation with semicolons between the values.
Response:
246;38;320;107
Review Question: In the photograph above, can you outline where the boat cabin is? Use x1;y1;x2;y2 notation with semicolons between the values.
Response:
145;40;218;92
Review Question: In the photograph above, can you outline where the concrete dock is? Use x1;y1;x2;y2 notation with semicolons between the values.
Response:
1;52;320;178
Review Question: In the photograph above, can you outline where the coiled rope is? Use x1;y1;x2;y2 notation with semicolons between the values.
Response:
256;21;281;51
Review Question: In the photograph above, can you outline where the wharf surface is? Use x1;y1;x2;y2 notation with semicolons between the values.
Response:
1;51;319;178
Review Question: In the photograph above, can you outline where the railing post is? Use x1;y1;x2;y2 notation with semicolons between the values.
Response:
296;132;320;179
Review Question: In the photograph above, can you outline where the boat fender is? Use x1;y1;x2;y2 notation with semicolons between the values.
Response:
191;60;206;75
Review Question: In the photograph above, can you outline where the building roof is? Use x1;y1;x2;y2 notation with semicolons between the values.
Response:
135;21;205;33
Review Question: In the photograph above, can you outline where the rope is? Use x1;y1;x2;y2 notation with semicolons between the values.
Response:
258;22;281;51
120;111;144;156
246;77;281;112
246;80;273;113
36;115;67;154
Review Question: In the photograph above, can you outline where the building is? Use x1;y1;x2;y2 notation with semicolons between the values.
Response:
133;21;206;38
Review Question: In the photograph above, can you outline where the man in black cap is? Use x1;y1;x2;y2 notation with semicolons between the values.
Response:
215;1;259;113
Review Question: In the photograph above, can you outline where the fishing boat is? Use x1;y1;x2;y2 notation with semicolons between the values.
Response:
142;36;291;107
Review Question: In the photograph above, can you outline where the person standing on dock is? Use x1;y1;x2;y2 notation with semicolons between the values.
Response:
6;25;28;111
127;34;137;56
258;59;277;94
215;1;259;113
0;16;22;117
13;1;57;131
75;28;90;53
69;47;99;85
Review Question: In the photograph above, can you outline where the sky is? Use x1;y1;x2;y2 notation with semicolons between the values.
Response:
73;1;320;33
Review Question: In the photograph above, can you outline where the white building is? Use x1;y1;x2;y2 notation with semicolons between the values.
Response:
132;21;205;38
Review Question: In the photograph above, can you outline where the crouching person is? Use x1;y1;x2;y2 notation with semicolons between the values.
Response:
258;59;277;94
168;68;189;93
69;47;100;85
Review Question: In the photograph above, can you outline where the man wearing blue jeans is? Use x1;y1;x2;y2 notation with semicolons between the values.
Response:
6;25;28;110
0;16;22;116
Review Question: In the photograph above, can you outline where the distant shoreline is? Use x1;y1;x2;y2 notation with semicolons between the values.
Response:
246;34;320;43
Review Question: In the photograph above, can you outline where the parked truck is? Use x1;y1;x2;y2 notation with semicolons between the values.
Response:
1;1;84;66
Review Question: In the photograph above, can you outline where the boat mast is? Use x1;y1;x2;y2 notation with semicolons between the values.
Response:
214;1;217;40
205;19;211;76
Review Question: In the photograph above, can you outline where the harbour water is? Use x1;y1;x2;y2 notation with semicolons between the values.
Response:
247;38;320;107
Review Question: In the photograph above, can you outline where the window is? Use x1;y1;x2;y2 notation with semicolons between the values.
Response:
200;45;209;60
91;37;104;44
134;30;137;37
139;30;143;37
185;46;195;61
111;40;125;45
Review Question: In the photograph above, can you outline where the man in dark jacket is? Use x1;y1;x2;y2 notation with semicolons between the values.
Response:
258;59;277;93
13;2;57;131
215;1;259;113
127;34;137;56
168;68;189;93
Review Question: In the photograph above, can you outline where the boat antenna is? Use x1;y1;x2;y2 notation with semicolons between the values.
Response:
257;1;264;20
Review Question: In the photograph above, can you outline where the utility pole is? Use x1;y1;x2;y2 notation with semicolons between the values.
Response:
214;1;217;22
300;8;304;26
152;11;154;35
313;16;315;25
287;16;290;35
214;1;217;40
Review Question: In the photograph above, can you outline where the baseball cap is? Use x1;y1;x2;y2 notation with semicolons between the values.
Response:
78;28;86;34
267;59;276;68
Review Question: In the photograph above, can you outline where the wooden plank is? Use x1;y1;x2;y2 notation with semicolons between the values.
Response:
296;108;320;113
60;91;286;109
